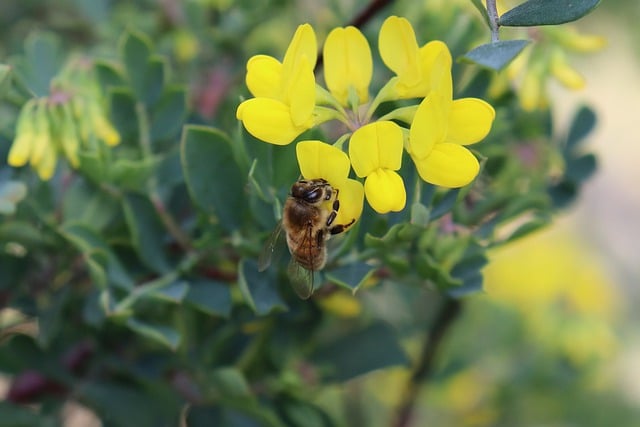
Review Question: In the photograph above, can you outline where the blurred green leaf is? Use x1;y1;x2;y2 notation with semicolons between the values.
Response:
126;318;181;350
312;322;408;382
448;243;487;297
503;216;550;243
566;106;596;150
62;179;117;230
37;288;70;348
469;0;491;27
210;367;251;398
21;31;62;96
325;262;375;293
500;0;601;26
0;180;27;215
108;87;138;139
78;150;108;183
278;397;331;427
121;31;166;105
410;202;431;227
181;125;247;230
0;221;54;248
462;40;530;71
430;188;460;220
548;179;577;209
238;258;286;315
149;280;189;303
0;64;13;99
59;223;133;290
566;153;597;182
122;193;171;274
150;85;187;141
109;156;162;192
0;401;42;427
184;279;232;317
95;60;125;90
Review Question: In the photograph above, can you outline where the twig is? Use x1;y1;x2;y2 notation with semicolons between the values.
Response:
392;298;463;427
486;0;500;43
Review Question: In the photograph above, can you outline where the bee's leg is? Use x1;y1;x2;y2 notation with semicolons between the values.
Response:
328;218;355;235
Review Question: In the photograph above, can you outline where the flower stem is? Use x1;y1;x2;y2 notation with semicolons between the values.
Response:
486;0;500;43
135;101;193;252
392;298;463;427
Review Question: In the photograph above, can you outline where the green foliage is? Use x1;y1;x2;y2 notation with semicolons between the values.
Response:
500;0;601;26
0;1;616;426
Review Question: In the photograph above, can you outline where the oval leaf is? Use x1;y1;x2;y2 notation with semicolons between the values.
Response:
500;0;601;26
181;125;247;230
462;40;530;71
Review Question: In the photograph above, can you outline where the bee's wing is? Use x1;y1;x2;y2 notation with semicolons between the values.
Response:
258;221;285;272
287;258;314;300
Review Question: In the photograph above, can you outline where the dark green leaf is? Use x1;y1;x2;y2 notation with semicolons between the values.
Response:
149;280;189;303
469;0;491;27
504;217;549;243
0;221;54;248
0;401;42;427
312;322;408;381
0;181;27;215
109;156;162;192
181;125;247;230
430;189;460;220
500;0;601;26
37;288;70;348
108;87;138;139
566;106;596;150
121;31;165;104
95;60;125;90
548;179;577;209
185;279;232;317
62;179;118;230
150;85;187;141
238;258;286;315
210;367;251;398
325;262;375;292
565;153;597;182
122;193;171;274
462;40;530;71
23;31;62;96
78;150;107;183
126;318;181;349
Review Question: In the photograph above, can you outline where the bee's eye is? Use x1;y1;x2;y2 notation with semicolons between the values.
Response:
304;188;322;202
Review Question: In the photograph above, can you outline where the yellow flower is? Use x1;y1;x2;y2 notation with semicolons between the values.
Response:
378;16;451;99
296;140;364;226
237;24;318;145
323;26;372;106
408;69;495;188
349;121;406;213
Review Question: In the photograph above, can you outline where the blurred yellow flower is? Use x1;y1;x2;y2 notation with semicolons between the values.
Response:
323;26;372;107
296;140;364;226
349;121;406;213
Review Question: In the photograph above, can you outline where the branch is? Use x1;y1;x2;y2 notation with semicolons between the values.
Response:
486;0;500;43
392;298;463;427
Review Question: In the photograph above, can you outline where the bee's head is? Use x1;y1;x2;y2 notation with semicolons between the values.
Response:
291;179;332;204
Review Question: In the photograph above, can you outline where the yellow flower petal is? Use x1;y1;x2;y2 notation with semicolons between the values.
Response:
8;134;33;167
446;98;495;145
364;169;406;213
296;140;350;189
520;66;544;112
282;24;317;79
549;49;585;90
237;98;307;145
34;141;57;181
323;26;372;105
349;121;403;177
335;178;364;226
285;55;316;127
413;143;479;188
246;55;283;99
398;40;452;99
409;94;447;160
379;16;421;88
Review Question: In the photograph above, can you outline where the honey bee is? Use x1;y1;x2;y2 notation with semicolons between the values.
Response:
259;178;355;299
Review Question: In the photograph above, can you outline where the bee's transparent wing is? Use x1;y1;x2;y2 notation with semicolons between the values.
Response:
258;221;284;272
287;258;314;299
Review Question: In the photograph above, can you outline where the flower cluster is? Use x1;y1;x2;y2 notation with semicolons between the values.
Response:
237;16;495;224
8;62;120;180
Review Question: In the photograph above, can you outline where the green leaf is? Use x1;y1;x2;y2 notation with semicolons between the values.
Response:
59;223;133;290
62;179;118;230
410;202;430;227
122;193;171;274
210;367;251;398
108;87;138;139
0;181;27;215
0;220;54;248
0;401;42;427
95;60;125;90
566;106;596;150
565;153;597;183
184;279;232;317
0;64;13;99
312;322;408;382
469;0;491;27
149;280;189;303
22;31;62;96
37;288;70;348
121;31;165;105
126;318;181;349
500;0;601;26
504;217;549;243
430;188;460;220
78;150;107;183
325;262;375;293
109;156;162;192
181;125;247;230
462;40;530;71
150;85;187;141
238;258;286;315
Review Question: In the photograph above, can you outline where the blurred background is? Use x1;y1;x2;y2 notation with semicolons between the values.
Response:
0;0;639;425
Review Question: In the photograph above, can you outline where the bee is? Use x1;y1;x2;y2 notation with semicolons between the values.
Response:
259;178;355;299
